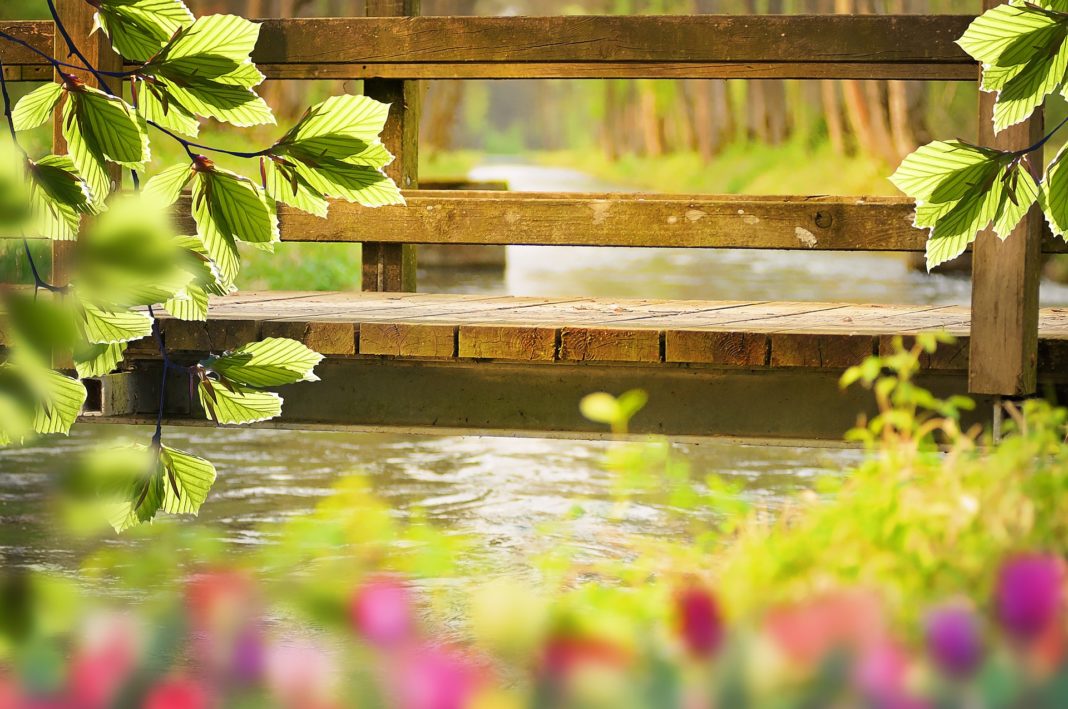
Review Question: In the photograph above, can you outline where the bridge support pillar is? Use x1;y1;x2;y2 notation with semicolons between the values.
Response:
968;0;1043;397
362;0;420;293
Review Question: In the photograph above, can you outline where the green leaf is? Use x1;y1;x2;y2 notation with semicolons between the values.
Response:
890;141;1003;203
196;167;279;247
262;157;328;218
994;29;1068;131
190;171;241;288
925;175;1005;270
80;302;154;344
137;80;201;137
27;154;97;241
61;95;111;206
198;380;282;425
207;337;323;387
294;158;404;208
1041;144;1068;239
159;445;216;516
165;283;208;321
107;456;165;532
31;366;87;436
12;83;64;132
67;87;150;169
993;161;1039;240
96;0;194;62
143;163;194;207
958;3;1061;67
159;78;274;128
159;14;261;65
283;94;392;156
74;342;127;378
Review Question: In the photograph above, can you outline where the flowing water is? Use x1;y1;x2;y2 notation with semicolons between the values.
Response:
5;161;1068;574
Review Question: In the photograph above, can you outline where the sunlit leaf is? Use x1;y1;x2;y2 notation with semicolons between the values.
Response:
159;445;216;516
80;302;153;345
207;337;323;387
12;83;64;132
95;0;195;62
74;342;127;378
197;380;282;425
143;163;194;207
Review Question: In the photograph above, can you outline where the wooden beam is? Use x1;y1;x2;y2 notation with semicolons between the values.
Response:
2;16;978;81
361;0;418;292
171;192;1068;253
968;0;1043;396
95;358;998;442
49;1;122;287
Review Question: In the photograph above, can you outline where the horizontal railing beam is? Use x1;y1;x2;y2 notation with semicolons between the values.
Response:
169;192;1067;254
1;15;976;81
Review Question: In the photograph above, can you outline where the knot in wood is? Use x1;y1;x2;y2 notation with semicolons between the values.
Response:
814;210;833;229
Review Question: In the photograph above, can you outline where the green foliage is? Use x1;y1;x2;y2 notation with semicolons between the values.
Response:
0;0;401;533
893;0;1068;269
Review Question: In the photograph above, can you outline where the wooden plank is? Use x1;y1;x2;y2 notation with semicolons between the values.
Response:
769;333;874;368
0;16;978;82
665;331;768;366
559;327;662;363
458;325;557;361
359;322;456;358
361;0;419;293
241;192;1068;253
260;321;357;356
103;358;999;442
969;0;1043;397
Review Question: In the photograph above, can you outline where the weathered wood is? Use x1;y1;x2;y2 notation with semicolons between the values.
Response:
1;16;978;82
559;327;662;363
94;359;1004;442
458;325;558;361
666;331;768;366
175;192;1059;253
50;2;123;287
362;0;419;293
969;0;1043;397
117;292;1068;378
359;322;456;358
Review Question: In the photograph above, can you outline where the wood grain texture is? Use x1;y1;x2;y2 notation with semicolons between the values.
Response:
2;16;977;82
559;327;661;363
458;325;557;361
359;322;456;358
361;0;419;293
175;191;1066;253
969;0;1043;397
116;293;1068;377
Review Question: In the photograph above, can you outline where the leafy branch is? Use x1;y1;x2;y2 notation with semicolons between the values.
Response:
0;0;402;533
892;0;1068;269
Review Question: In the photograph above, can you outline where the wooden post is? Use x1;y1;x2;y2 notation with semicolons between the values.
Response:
362;0;419;292
968;0;1043;396
50;0;123;287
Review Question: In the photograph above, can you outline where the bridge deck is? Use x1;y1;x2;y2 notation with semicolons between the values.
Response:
86;293;1067;441
127;292;1068;372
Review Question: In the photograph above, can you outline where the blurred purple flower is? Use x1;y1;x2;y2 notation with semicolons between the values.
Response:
925;604;984;679
996;554;1064;643
231;623;266;685
674;585;723;659
349;575;414;649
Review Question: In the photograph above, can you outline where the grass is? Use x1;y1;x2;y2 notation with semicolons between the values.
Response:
534;139;899;196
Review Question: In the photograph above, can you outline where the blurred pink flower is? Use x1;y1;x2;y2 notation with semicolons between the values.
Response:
924;604;984;679
854;641;923;709
143;677;212;709
391;645;481;709
349;575;414;649
765;590;885;667
540;634;630;682
185;570;255;633
996;554;1064;643
674;585;722;659
265;640;338;708
65;613;138;709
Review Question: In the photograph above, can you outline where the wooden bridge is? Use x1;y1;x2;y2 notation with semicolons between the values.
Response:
5;1;1068;441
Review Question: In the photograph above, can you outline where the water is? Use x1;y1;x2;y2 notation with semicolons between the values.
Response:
4;161;1066;573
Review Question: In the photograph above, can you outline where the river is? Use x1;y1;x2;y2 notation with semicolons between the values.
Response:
5;161;1068;573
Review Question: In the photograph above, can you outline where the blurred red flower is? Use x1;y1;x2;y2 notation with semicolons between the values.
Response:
674;584;722;659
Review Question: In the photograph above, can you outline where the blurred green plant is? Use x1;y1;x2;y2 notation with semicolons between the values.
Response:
0;0;403;532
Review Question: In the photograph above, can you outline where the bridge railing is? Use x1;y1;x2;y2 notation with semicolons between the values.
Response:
0;0;1040;397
